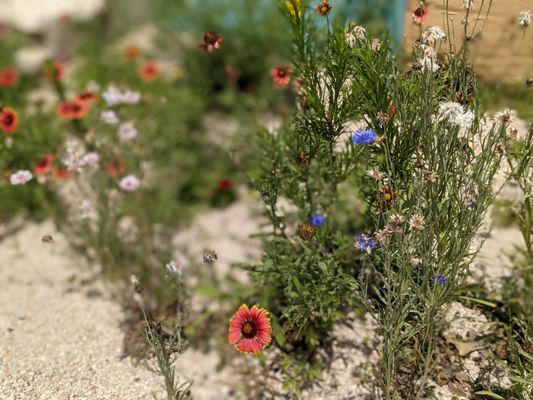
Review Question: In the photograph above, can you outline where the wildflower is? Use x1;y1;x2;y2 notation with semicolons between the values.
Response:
311;214;326;227
355;233;377;254
124;45;141;60
438;102;474;128
44;60;65;82
423;171;438;183
102;85;141;107
374;229;390;245
366;169;385;181
229;304;272;354
55;166;72;180
431;274;446;286
494;109;515;125
138;61;160;83
412;5;429;24
297;222;316;240
76;91;98;105
106;157;126;178
119;175;141;191
10;170;33;185
371;38;382;51
409;214;426;230
100;110;119;125
198;31;223;52
0;66;19;88
463;0;474;10
427;26;446;41
410;257;421;267
317;0;332;16
118;121;138;142
286;0;302;18
519;10;531;28
165;255;188;277
271;65;293;88
352;128;377;145
80;200;97;220
203;250;218;264
57;100;88;120
388;213;405;227
80;152;100;167
346;26;366;48
34;154;54;175
0;107;19;133
380;185;398;207
218;179;233;190
418;56;440;73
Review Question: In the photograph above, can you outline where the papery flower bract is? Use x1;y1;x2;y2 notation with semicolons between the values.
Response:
463;0;474;10
346;26;366;48
80;152;100;167
409;214;426;230
198;31;223;52
519;9;531;28
412;6;429;24
119;175;140;191
165;255;189;277
352;129;377;145
57;100;88;120
0;66;19;88
366;168;385;181
494;109;515;125
0;107;19;133
271;65;293;88
355;233;377;254
228;304;272;354
34;154;55;175
138;61;161;83
118;121;138;142
80;200;97;220
100;110;119;125
311;213;326;227
438;101;474;128
10;170;33;185
427;26;446;41
55;166;73;180
316;0;332;16
106;157;126;178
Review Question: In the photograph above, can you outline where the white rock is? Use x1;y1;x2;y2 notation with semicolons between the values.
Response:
442;302;491;341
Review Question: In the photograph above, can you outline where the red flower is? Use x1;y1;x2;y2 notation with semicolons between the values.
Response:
0;107;19;134
138;61;161;83
198;31;223;52
388;100;396;118
45;60;65;82
412;6;429;24
55;166;72;180
76;91;98;105
380;185;399;207
218;179;233;190
0;66;19;88
316;0;332;16
228;304;272;354
57;99;89;120
271;65;293;88
106;157;126;178
34;154;55;175
124;46;141;60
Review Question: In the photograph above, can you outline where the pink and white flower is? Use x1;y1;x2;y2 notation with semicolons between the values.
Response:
80;152;100;167
10;170;33;185
100;110;119;125
118;121;138;142
119;174;140;191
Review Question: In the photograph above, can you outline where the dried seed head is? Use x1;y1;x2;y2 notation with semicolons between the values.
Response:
366;169;385;181
424;171;438;183
409;214;426;230
41;234;54;244
297;222;316;241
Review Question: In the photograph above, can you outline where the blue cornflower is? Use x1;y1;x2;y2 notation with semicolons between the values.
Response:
431;274;446;286
311;213;326;227
355;233;377;254
351;129;377;145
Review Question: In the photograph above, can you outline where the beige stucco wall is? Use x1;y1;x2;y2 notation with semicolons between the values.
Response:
404;0;533;84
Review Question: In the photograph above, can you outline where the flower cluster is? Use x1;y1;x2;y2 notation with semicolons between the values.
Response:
438;101;474;128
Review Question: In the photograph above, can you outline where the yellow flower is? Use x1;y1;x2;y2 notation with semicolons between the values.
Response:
286;0;302;18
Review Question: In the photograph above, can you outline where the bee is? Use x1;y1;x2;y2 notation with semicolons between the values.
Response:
41;235;54;244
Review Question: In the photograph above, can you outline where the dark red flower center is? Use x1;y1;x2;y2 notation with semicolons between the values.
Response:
204;31;219;45
4;114;13;125
413;7;426;17
278;69;287;77
241;320;257;338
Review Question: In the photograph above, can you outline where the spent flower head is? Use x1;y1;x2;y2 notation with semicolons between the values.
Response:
519;10;531;28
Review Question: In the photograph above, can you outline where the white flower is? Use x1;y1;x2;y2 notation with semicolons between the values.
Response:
80;200;97;220
102;85;141;107
438;102;474;128
10;170;33;185
427;26;446;42
519;10;531;28
165;254;189;277
418;56;440;73
346;25;366;48
86;80;100;93
62;139;85;172
119;175;140;191
80;152;100;167
100;110;119;125
463;0;474;10
118;121;138;142
494;109;515;124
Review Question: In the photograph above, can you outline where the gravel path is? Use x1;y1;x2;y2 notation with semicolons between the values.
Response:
0;220;163;400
